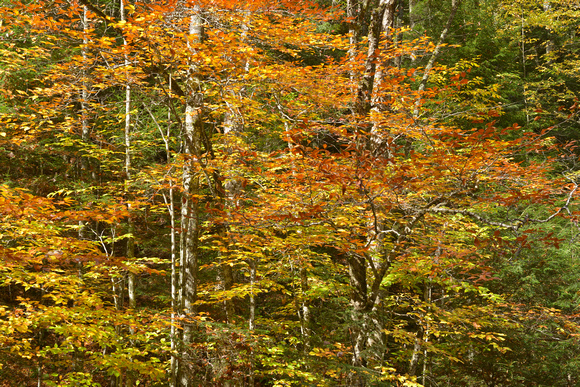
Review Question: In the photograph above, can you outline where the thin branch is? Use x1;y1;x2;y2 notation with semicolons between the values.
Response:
413;0;462;118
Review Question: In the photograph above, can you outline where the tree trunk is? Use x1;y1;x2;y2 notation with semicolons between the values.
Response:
299;266;311;351
370;0;396;157
79;4;94;180
177;8;204;386
248;256;256;386
158;75;180;387
81;5;90;144
120;2;136;383
354;0;392;118
121;0;136;313
346;3;393;383
348;252;369;387
221;113;240;324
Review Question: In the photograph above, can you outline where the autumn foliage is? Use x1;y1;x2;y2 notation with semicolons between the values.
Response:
1;0;579;386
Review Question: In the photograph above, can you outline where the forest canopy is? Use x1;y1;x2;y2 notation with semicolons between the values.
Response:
1;0;580;386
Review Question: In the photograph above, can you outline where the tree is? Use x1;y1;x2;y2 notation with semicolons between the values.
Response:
1;0;579;386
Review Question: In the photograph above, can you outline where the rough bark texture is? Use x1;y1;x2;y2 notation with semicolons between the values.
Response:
347;2;395;382
177;8;204;387
370;0;396;157
354;1;392;117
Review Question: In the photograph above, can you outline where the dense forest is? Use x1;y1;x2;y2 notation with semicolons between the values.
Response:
1;0;580;385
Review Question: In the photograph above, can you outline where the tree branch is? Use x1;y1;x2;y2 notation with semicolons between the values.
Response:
413;0;462;118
